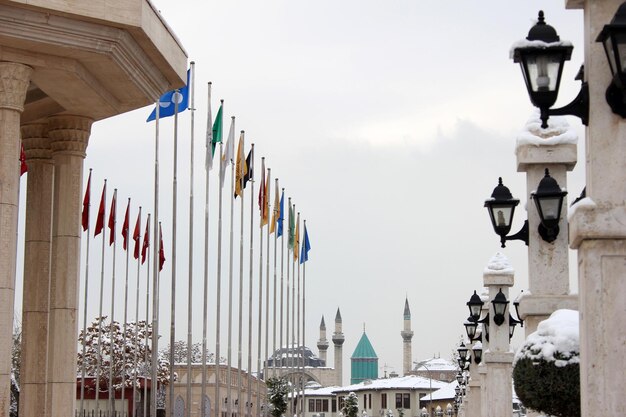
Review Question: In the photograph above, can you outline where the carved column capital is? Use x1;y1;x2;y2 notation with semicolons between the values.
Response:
21;123;51;161
0;62;33;112
47;115;93;157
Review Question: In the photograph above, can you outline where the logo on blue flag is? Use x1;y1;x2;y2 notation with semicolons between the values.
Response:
147;69;190;122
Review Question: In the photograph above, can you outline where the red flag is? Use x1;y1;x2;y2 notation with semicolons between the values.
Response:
81;171;91;232
94;182;106;237
133;212;141;260
20;143;27;176
159;223;165;271
108;191;117;246
122;199;130;251
141;218;150;264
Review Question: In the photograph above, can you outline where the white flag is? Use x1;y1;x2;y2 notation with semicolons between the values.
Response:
220;116;235;188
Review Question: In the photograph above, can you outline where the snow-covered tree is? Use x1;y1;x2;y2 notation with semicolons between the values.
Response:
266;377;289;417
11;325;21;417
77;316;170;392
342;392;359;417
513;309;580;417
161;340;222;364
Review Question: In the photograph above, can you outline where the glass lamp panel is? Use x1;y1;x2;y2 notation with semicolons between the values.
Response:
615;32;626;73
464;322;477;340
493;300;508;317
491;204;513;228
604;35;618;75
538;196;562;220
526;53;562;92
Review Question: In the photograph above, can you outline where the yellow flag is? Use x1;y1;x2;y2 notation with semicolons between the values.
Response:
234;132;247;198
261;168;270;226
270;179;280;234
294;212;300;261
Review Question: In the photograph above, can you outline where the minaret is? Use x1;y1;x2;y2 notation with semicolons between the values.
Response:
332;308;345;386
401;297;414;376
317;315;329;365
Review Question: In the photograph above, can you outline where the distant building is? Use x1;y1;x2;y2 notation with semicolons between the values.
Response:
411;357;458;383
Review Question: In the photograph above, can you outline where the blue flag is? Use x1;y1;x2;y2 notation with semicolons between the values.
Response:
146;69;190;122
300;224;311;264
277;191;285;237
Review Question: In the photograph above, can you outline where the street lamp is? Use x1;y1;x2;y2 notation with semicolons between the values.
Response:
512;10;588;129
597;2;626;117
485;173;567;246
531;169;568;243
457;342;469;363
472;342;483;364
491;289;509;326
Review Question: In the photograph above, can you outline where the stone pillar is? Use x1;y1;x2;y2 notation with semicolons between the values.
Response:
481;254;514;417
464;344;481;417
332;308;344;386
565;1;626;415
19;123;53;417
45;115;92;417
515;134;578;336
0;61;32;416
401;298;413;376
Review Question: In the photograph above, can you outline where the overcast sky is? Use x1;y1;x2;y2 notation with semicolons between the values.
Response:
15;1;587;384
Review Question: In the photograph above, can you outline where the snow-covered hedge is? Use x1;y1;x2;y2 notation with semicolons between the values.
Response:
513;309;580;417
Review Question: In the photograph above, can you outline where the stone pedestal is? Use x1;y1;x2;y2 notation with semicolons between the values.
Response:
481;254;514;417
19;123;54;417
45;115;92;417
0;61;32;417
516;140;577;336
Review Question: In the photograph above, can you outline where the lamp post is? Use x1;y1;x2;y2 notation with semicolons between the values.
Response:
415;362;433;416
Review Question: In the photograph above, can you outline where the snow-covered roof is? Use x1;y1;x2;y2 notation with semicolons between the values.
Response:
514;309;579;367
303;386;342;397
333;375;447;394
414;357;458;372
421;381;458;401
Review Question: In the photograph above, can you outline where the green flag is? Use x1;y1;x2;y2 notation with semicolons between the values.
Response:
208;101;223;170
288;201;295;249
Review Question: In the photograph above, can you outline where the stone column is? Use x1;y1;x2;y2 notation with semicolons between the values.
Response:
565;1;626;415
464;345;481;417
19;123;53;417
481;254;514;417
45;115;92;417
401;298;413;376
515;136;578;336
0;61;32;417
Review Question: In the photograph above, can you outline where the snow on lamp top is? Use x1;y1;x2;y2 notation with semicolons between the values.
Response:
484;252;514;275
516;110;578;149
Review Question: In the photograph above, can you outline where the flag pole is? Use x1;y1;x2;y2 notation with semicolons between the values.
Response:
215;140;225;417
301;219;307;417
236;132;246;417
121;198;131;413
285;197;291;410
108;189;118;414
169;87;181;417
246;144;255;417
279;189;285;379
264;168;271;387
290;205;296;415
272;178;278;377
143;213;152;417
95;179;107;417
227;117;236;417
79;169;92;416
256;157;266;417
186;61;196;417
151;97;161;417
201;83;213;417
132;207;142;417
295;212;301;416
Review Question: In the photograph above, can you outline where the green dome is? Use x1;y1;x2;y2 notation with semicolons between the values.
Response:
351;332;378;359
